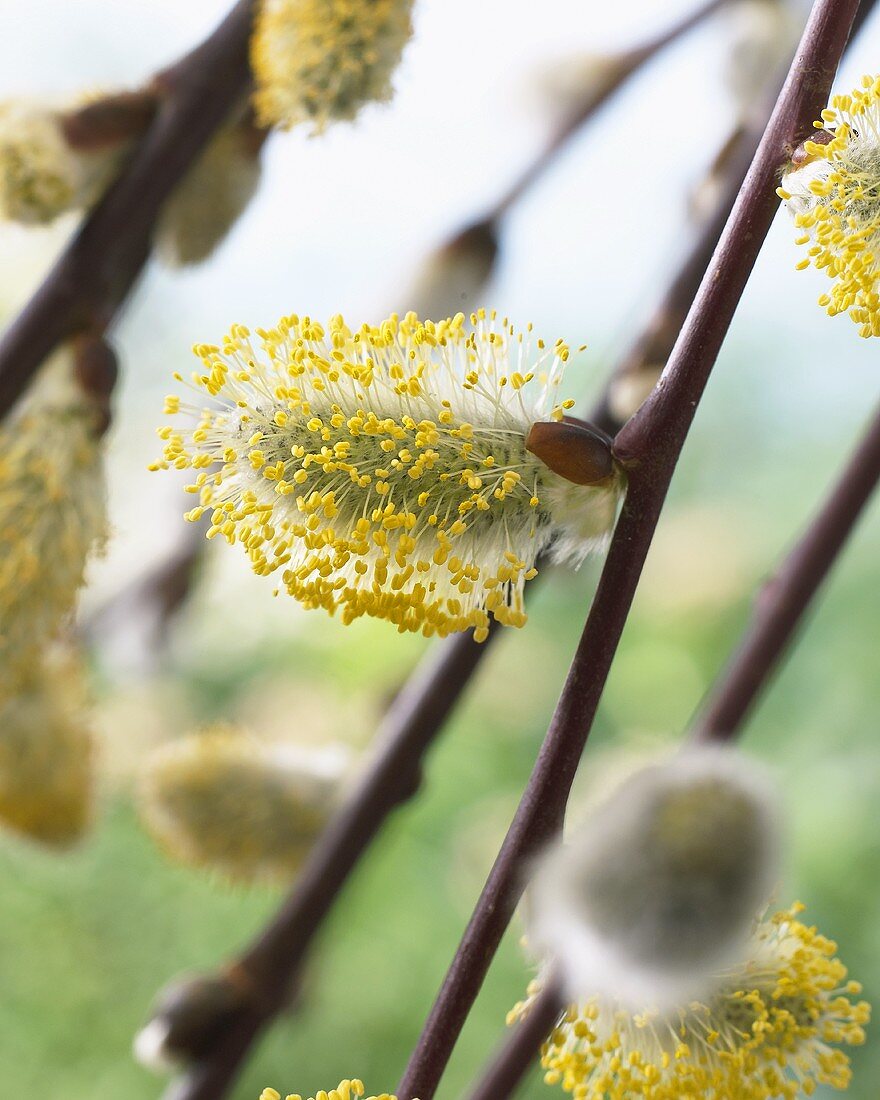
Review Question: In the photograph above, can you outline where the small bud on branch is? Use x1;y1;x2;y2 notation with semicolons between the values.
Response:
135;968;256;1073
60;89;159;151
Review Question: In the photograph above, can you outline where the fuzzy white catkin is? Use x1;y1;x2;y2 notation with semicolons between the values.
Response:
527;745;780;1007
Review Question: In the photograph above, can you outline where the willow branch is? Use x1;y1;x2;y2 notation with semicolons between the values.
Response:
396;3;860;1096
466;981;564;1100
0;0;255;420
81;518;206;650
491;0;729;220
692;400;880;739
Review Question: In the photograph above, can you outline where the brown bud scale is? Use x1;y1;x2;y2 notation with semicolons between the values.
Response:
61;90;159;152
526;418;615;486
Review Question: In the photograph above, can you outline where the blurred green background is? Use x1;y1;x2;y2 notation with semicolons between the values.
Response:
0;0;878;1097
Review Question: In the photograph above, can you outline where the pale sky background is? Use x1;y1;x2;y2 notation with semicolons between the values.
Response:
0;0;877;624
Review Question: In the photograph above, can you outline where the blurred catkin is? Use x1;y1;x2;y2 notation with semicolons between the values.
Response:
528;746;779;1007
251;0;414;132
0;94;142;224
138;726;349;884
0;349;107;690
0;646;94;846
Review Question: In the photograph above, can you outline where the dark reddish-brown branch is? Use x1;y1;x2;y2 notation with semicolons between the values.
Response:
396;2;859;1097
692;400;880;740
466;981;564;1100
0;0;255;420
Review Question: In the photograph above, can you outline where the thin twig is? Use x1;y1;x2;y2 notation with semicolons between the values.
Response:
692;400;880;740
432;0;730;285
81;518;207;650
0;0;255;420
465;981;564;1100
396;2;860;1096
492;0;729;219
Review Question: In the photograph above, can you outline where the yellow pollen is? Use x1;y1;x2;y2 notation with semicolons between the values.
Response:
510;904;870;1099
780;73;880;336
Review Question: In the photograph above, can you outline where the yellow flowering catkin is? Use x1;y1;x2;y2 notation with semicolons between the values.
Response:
0;352;107;687
251;0;414;132
0;647;94;846
152;310;622;640
779;73;880;337
260;1081;399;1100
511;905;869;1100
138;726;346;884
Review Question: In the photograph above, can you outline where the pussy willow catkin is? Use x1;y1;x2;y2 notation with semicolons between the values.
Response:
251;0;414;132
0;351;106;687
512;904;869;1099
153;310;623;640
0;96;131;224
780;74;880;337
155;115;263;268
138;727;346;884
0;647;94;846
527;746;779;1008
